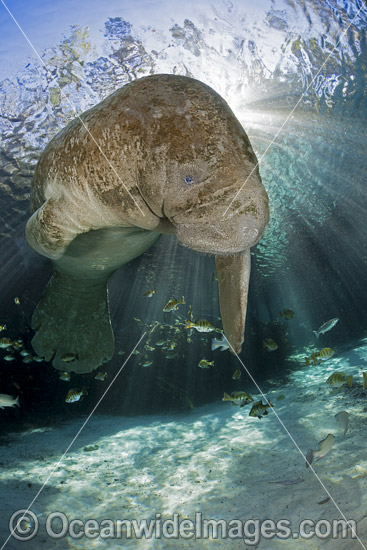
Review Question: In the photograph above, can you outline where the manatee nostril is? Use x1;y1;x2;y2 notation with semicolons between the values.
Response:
184;175;194;185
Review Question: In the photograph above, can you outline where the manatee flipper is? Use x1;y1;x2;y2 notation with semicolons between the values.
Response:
26;198;90;260
29;226;160;373
215;249;251;354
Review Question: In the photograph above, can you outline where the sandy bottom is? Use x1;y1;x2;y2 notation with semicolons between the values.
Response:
0;343;367;550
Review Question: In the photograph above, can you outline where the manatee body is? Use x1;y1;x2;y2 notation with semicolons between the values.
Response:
26;74;269;373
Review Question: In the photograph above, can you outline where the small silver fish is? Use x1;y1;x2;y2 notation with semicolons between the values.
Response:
61;353;77;362
313;318;339;339
0;393;20;409
268;478;304;485
306;434;335;468
59;371;71;381
211;334;229;352
335;411;349;436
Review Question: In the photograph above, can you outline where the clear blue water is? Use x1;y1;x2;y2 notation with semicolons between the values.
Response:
1;0;367;548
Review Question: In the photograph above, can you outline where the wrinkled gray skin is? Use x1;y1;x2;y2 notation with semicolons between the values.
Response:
26;74;269;373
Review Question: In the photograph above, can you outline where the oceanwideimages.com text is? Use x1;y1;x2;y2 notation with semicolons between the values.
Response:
9;510;358;545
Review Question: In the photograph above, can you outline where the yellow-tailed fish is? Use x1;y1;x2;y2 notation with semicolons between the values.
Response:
0;337;12;349
0;324;6;332
163;296;185;312
59;371;71;381
198;359;214;369
306;434;335;468
263;338;278;351
167;342;177;350
144;345;155;352
4;354;15;361
12;340;23;350
95;371;107;380
14;297;20;305
187;305;193;321
326;371;353;388
232;368;241;380
280;309;295;320
185;319;216;333
144;290;156;297
305;352;322;366
65;387;87;403
142;360;153;367
318;347;335;361
249;399;273;418
223;391;253;407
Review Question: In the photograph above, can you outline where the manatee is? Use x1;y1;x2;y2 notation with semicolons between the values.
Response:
25;74;269;373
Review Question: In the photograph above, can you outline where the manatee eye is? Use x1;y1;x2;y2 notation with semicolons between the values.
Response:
185;175;194;185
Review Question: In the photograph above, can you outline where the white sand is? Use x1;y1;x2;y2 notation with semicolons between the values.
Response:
0;343;367;550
